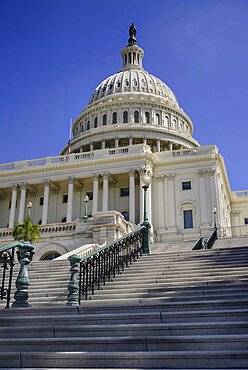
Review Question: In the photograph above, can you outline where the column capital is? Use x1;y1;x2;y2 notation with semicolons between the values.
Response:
68;176;75;184
128;170;136;177
11;184;18;191
207;169;216;177
20;183;27;190
43;179;51;187
93;174;100;181
197;170;207;178
155;175;164;182
165;173;175;181
102;173;109;181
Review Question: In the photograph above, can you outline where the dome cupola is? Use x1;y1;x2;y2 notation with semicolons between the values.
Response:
61;25;199;155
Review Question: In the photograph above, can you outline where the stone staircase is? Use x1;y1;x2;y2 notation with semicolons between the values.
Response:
0;243;247;368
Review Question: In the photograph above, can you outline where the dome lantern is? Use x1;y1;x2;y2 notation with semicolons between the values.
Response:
121;24;144;70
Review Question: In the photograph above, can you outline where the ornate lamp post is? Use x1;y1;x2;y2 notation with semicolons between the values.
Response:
82;194;89;222
212;205;217;229
27;200;32;218
140;170;151;254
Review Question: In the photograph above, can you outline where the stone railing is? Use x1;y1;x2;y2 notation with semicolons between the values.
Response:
233;190;248;198
0;222;77;240
170;145;218;158
0;144;151;172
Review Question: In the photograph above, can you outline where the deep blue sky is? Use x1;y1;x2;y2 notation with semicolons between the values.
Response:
0;0;247;191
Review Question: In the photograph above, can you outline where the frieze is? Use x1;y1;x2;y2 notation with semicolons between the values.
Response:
197;169;207;177
165;174;175;181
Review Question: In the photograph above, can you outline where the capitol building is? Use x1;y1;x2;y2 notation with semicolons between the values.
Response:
0;26;247;260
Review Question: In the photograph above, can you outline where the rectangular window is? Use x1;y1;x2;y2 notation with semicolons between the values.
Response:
63;194;68;203
120;187;129;197
244;218;248;225
183;210;193;229
86;192;93;200
182;181;191;190
40;197;44;206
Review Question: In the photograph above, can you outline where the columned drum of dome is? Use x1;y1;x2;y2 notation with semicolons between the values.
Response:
61;26;199;156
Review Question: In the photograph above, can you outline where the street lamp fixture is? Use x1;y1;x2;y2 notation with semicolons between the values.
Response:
27;200;32;218
212;205;217;229
140;170;151;253
82;194;89;222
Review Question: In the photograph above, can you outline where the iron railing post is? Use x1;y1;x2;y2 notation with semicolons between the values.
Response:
12;242;34;308
66;254;81;306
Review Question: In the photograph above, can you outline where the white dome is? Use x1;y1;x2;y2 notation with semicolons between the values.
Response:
88;68;179;108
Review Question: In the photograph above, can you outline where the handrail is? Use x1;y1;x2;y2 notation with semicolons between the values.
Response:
0;241;34;309
67;226;147;305
192;237;204;250
192;228;218;251
206;227;218;249
0;242;24;308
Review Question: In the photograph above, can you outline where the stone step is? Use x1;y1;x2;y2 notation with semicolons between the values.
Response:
1;321;247;338
0;350;247;369
0;334;247;352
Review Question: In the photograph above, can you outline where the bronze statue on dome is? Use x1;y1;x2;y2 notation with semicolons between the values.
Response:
128;23;137;46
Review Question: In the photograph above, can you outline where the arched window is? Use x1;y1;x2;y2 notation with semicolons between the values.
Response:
145;112;150;124
94;117;98;128
86;121;90;130
134;111;139;123
103;114;107;125
38;220;42;225
156;113;161;125
40;251;61;261
121;211;129;221
112;112;117;124
61;216;67;223
123;111;128;123
165;116;169;127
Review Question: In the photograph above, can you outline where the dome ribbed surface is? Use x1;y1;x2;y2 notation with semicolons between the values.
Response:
88;68;179;108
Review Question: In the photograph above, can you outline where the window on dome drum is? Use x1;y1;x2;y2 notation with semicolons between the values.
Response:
38;220;42;225
40;197;44;206
134;111;139;123
103;114;107;125
183;210;193;229
86;121;90;130
112;112;117;124
156;113;161;125
94;117;98;128
120;187;129;197
123;111;128;123
244;218;248;225
86;192;93;200
182;181;192;190
145;112;150;124
61;217;67;223
63;194;68;203
122;211;129;221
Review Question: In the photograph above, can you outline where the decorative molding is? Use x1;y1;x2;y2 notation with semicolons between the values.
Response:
93;174;100;181
20;183;27;191
43;179;51;187
67;176;75;184
207;169;216;177
102;173;109;181
128;169;136;177
11;184;18;191
155;175;164;182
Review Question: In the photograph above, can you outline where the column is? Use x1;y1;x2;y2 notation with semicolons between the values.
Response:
156;176;165;230
165;174;177;232
129;137;133;146
208;169;220;227
156;139;161;152
102;140;105;149
115;138;119;148
42;180;50;225
18;183;27;223
90;143;93;152
66;177;74;222
169;141;173;150
129;170;136;224
197;170;208;227
102;173;109;211
139;169;145;223
9;184;18;228
92;174;99;214
143;138;147;145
